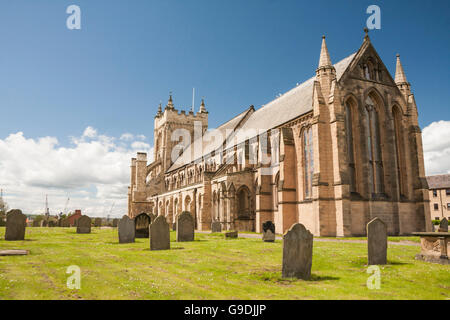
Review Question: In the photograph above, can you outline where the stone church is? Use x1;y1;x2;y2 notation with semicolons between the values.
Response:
128;31;431;236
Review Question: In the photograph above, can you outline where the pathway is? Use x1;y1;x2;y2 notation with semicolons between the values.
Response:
195;230;420;246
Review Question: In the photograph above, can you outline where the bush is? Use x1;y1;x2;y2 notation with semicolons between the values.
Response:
432;219;441;226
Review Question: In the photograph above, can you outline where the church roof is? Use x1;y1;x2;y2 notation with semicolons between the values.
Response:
166;52;356;173
167;107;253;172
426;174;450;189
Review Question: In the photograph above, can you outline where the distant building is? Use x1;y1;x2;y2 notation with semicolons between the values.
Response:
67;209;82;226
427;174;450;220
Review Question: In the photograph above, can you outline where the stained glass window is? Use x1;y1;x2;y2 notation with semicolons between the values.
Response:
345;103;356;193
303;127;314;199
365;96;384;195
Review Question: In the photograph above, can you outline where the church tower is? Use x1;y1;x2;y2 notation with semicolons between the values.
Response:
153;94;208;172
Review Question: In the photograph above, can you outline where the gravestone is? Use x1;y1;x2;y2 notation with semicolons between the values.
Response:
211;221;221;233
282;223;313;280
32;220;40;227
40;220;48;227
262;221;276;242
367;217;387;265
77;215;91;234
135;213;151;238
118;215;135;244
94;218;102;227
439;218;448;232
60;219;70;228
225;231;238;238
150;215;170;250
176;211;194;242
5;210;27;241
112;218;119;228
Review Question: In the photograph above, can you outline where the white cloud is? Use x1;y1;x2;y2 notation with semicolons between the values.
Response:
423;120;450;175
0;128;153;217
82;126;97;138
120;133;134;141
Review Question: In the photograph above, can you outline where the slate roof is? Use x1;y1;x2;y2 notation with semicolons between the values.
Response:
168;107;253;172
167;52;356;173
426;174;450;189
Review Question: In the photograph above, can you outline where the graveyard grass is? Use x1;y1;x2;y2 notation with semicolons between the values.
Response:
0;227;448;300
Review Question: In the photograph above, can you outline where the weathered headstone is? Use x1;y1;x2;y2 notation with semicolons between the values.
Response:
225;231;238;238
77;215;91;234
367;217;387;265
211;221;222;233
94;218;102;227
118;215;135;244
60;218;70;228
262;221;276;242
5;210;27;241
439;218;448;232
176;211;194;242
282;223;313;280
135;213;151;238
112;218;119;228
150;215;170;250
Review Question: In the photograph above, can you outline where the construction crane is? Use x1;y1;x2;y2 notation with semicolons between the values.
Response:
44;195;50;218
107;202;115;223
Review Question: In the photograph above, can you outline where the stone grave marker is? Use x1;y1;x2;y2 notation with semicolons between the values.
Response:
282;223;313;280
94;218;102;227
367;217;387;265
176;211;194;242
439;218;448;232
118;215;135;243
5;210;27;241
112;218;119;228
77;215;91;234
150;215;170;250
135;213;151;238
211;221;221;233
225;231;238;238
262;221;276;242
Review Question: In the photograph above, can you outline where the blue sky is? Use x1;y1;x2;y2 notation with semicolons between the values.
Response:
0;0;449;216
1;0;449;140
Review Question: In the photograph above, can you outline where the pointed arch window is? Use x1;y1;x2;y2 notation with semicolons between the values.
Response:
393;106;405;197
345;102;356;193
364;96;384;195
274;172;280;210
303;127;314;199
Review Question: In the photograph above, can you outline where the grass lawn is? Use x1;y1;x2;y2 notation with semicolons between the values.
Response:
0;227;448;300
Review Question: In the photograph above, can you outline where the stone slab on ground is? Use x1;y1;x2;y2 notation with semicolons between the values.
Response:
0;250;29;256
225;231;238;238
